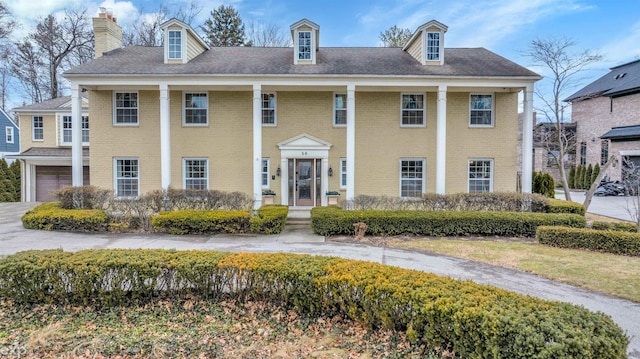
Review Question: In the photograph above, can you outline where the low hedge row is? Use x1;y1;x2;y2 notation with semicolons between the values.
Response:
537;225;640;256
547;199;586;215
311;207;586;237
249;205;289;234
591;221;638;233
0;249;627;358
151;209;251;234
22;202;108;232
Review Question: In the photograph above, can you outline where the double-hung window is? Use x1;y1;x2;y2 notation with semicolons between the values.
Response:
334;93;347;126
184;93;208;125
401;94;425;126
32;116;43;140
400;159;425;198
5;127;13;144
600;140;609;166
298;31;311;60
114;92;138;125
183;158;208;190
580;141;587;165
340;158;347;189
62;116;89;144
469;94;494;126
262;93;276;125
261;158;270;188
426;32;440;61
168;30;182;60
468;159;493;193
114;158;139;198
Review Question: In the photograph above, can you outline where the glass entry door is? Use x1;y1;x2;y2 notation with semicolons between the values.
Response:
288;159;321;207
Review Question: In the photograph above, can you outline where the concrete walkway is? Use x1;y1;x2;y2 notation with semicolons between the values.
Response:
0;202;638;357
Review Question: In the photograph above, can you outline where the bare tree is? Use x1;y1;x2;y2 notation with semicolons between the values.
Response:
174;1;202;26
525;38;602;201
122;6;168;47
0;1;17;42
246;21;290;47
10;40;46;103
379;25;412;47
0;46;13;108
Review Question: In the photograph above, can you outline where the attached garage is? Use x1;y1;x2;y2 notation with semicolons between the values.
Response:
35;166;90;202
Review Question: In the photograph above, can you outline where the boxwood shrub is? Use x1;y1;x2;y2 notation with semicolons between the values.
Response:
21;202;108;232
537;225;640;256
250;205;288;234
547;199;586;215
311;207;586;237
0;249;627;358
591;221;638;233
151;209;251;234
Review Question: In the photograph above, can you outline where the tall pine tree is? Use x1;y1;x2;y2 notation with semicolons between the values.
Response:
201;5;246;47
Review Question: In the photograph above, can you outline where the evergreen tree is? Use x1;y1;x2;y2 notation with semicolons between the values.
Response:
8;160;20;201
585;164;593;190
201;5;246;47
568;165;576;189
576;165;584;189
592;164;600;186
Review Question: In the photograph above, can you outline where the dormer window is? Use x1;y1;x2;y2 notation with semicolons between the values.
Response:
298;31;311;60
168;30;182;59
426;32;440;61
403;20;447;66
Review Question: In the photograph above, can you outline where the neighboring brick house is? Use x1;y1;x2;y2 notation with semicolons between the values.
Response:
54;12;538;207
566;59;640;182
0;108;19;162
9;96;90;201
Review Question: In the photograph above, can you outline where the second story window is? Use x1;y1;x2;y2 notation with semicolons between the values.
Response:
298;31;311;60
334;93;347;126
5;127;13;144
114;92;138;125
62;116;89;144
262;93;276;125
168;30;182;59
469;94;494;127
401;94;425;126
580;141;587;165
32;116;43;141
426;32;440;61
184;93;208;125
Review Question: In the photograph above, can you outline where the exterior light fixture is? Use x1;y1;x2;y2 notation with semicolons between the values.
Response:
276;167;281;177
328;167;333;177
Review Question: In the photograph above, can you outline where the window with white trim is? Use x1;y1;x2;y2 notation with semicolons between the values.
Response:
400;159;425;198
261;158;270;188
62;116;89;144
401;94;425;126
334;93;346;126
468;159;493;193
114;158;139;198
184;93;208;125
340;158;347;189
114;92;138;125
5;127;13;144
426;32;440;61
469;94;494;126
183;158;208;190
262;93;276;125
168;30;182;59
298;31;311;60
32;116;43;140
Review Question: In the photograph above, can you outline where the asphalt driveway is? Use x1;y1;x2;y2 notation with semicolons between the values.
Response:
0;202;638;358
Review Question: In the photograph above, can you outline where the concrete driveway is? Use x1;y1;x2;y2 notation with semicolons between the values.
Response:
0;202;638;358
558;191;638;222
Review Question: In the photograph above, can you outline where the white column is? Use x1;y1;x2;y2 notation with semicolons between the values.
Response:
346;84;355;208
280;157;288;205
253;84;263;209
436;85;447;194
71;83;83;186
321;157;329;206
159;84;171;190
522;85;534;193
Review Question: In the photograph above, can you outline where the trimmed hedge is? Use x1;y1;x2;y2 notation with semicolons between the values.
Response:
547;199;586;215
0;249;627;358
151;209;251;234
591;221;638;233
537;225;640;256
250;205;288;234
21;202;108;232
311;207;586;237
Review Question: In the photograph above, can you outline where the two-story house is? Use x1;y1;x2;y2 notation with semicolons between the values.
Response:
10;96;89;201
0;108;19;163
566;59;640;182
57;12;538;208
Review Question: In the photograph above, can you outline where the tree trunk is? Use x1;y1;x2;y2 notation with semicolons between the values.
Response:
583;155;616;211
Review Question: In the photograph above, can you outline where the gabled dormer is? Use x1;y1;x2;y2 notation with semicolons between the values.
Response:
290;19;320;65
160;18;209;64
403;20;448;66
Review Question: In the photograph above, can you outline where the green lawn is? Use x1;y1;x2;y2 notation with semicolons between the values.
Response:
392;239;640;303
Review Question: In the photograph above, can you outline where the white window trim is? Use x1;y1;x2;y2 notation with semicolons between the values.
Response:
469;93;495;128
399;158;426;198
294;30;315;64
333;92;347;127
400;93;426;128
182;92;209;126
182;158;209;190
5;126;13;144
468;158;494;193
425;31;440;61
113;91;139;126
113;157;140;198
167;29;183;61
261;92;277;127
60;115;89;146
339;157;347;189
261;158;270;188
32;116;43;141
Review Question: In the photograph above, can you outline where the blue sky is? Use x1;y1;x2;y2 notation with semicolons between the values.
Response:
5;0;640;110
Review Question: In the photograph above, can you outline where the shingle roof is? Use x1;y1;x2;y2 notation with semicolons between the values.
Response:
12;95;89;112
565;59;640;102
600;125;640;141
14;147;90;157
64;46;539;78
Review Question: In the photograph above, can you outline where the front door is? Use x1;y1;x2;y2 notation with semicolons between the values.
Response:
296;160;314;206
